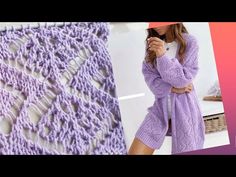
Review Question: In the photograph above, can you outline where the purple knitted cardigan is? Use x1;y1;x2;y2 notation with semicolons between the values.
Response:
136;33;205;154
0;23;127;155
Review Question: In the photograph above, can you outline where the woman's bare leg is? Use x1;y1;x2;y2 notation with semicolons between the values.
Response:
128;138;155;155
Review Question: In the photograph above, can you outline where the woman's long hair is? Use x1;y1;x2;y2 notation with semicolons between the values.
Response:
145;23;188;66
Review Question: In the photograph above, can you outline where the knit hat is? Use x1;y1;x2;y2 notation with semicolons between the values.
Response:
148;22;180;29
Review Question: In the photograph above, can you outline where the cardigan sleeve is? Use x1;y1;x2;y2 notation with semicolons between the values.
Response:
142;60;172;98
156;35;199;88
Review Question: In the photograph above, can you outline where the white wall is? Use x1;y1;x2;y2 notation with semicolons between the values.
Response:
109;22;219;98
108;22;227;154
184;22;219;97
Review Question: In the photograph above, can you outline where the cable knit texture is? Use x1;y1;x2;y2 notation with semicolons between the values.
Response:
136;33;205;154
0;22;127;155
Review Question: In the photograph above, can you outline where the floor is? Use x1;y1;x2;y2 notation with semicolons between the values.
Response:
155;130;229;154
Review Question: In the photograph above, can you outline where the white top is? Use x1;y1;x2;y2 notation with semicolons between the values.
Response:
164;41;178;119
164;41;178;58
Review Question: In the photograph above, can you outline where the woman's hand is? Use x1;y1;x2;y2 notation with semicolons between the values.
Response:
171;83;193;94
147;37;166;58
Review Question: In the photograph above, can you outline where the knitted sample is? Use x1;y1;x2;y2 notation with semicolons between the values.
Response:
0;22;127;155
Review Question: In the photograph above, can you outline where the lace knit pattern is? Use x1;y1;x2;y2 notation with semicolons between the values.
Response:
0;23;127;155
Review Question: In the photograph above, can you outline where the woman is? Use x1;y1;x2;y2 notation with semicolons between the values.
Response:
129;23;205;154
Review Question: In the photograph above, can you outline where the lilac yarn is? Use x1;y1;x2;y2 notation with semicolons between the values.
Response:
0;22;127;155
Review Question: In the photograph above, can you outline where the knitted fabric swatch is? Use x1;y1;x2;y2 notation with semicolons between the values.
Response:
0;22;127;154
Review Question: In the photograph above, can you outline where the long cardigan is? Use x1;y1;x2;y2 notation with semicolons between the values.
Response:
135;33;205;154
